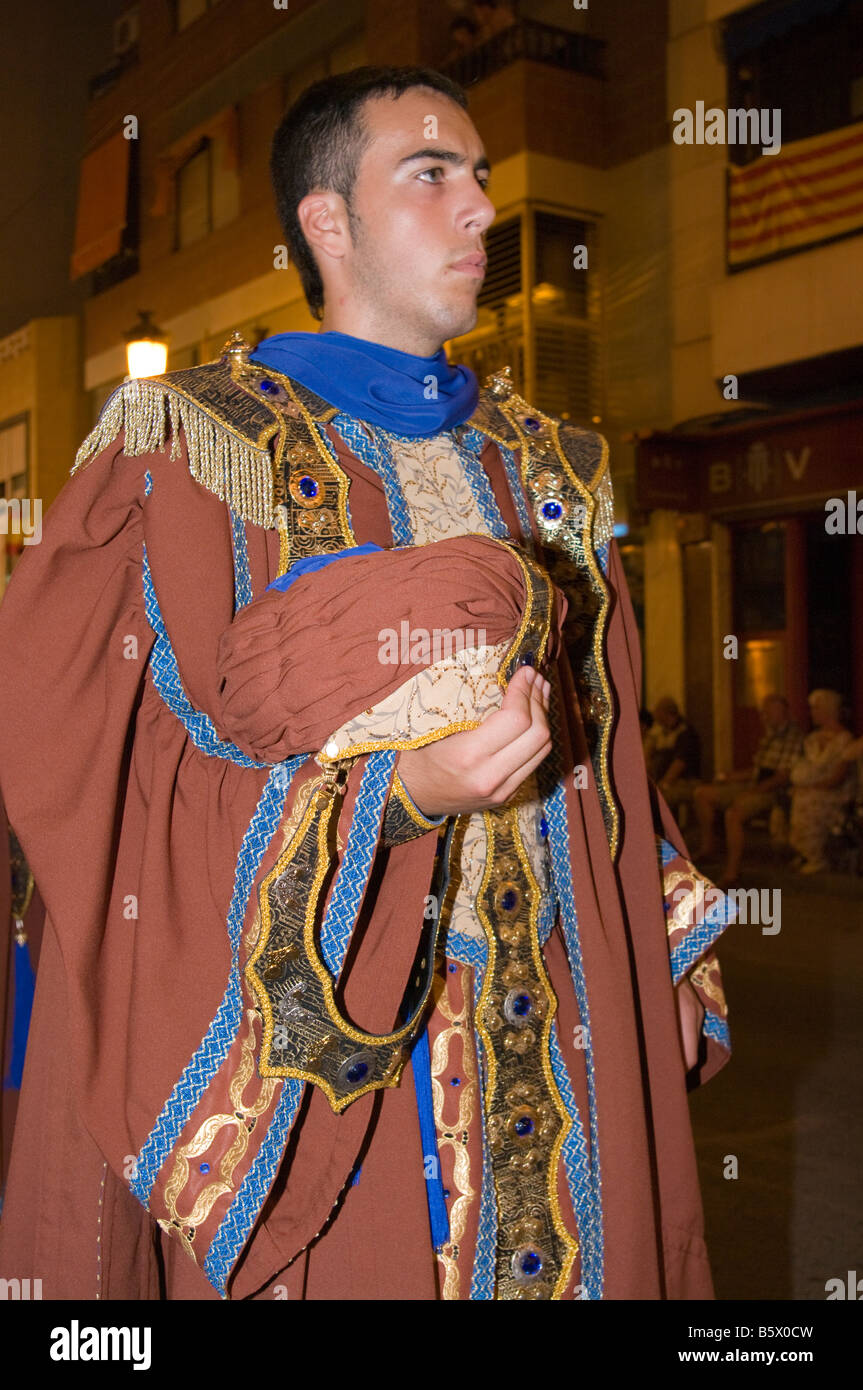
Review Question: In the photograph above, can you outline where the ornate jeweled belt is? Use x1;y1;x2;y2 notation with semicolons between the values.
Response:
473;803;578;1298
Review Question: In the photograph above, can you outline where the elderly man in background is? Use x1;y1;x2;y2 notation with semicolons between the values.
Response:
693;694;802;885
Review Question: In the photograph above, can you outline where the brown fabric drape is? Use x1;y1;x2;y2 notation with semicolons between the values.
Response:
0;419;727;1299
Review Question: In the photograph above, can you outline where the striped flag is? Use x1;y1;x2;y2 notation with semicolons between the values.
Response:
727;118;863;267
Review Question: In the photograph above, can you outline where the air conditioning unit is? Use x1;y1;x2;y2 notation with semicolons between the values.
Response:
113;7;140;56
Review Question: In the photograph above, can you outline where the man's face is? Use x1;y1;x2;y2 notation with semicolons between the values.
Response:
654;701;679;730
336;89;496;353
761;697;786;731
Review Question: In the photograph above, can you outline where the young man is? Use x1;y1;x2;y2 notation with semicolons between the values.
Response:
0;66;732;1301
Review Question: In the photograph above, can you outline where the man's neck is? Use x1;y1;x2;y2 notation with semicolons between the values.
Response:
317;310;444;358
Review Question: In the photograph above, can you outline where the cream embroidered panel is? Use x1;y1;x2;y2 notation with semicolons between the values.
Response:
322;427;552;945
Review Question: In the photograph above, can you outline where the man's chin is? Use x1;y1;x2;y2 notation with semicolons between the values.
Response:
438;302;479;344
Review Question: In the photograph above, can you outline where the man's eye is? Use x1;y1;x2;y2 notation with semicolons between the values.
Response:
418;167;445;183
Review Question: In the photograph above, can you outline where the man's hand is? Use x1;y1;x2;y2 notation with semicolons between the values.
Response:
396;664;552;818
676;974;705;1073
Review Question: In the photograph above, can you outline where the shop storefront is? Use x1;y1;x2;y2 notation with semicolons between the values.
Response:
636;400;863;767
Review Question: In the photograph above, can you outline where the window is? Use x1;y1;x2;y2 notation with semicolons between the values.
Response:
174;129;239;250
176;141;210;248
284;31;367;105
451;209;601;425
533;211;598;423
725;0;862;164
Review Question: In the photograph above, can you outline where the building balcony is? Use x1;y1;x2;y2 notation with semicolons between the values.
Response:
439;19;605;88
441;22;606;168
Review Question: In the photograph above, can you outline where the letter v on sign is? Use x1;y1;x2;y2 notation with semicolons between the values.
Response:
785;446;810;481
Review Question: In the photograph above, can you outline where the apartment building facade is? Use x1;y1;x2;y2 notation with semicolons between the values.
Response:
637;0;863;769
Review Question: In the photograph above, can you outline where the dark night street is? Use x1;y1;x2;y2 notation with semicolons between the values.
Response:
691;868;863;1301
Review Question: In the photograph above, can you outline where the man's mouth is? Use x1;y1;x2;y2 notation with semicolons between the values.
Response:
449;254;487;279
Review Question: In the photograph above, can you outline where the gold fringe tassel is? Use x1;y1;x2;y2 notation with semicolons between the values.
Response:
71;378;277;528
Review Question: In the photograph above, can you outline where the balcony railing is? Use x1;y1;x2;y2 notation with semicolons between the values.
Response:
88;43;140;100
439;20;605;88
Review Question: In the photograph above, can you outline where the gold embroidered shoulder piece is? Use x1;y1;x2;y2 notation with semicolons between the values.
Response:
469;368;614;553
70;333;338;530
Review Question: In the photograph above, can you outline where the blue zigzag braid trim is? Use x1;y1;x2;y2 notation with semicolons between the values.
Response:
130;757;306;1205
204;1077;305;1294
470;1084;498;1301
329;415;413;545
141;540;271;769
205;752;395;1288
544;682;605;1296
441;927;487;971
670;901;734;984
229;509;254;611
703;1011;731;1052
452;427;509;538
317;749;396;975
548;1017;601;1299
466;935;498;1300
659;837;679;867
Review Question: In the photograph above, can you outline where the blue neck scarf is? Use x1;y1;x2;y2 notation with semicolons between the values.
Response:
249;330;478;438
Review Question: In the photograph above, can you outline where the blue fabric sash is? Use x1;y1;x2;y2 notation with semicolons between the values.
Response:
249;331;478;438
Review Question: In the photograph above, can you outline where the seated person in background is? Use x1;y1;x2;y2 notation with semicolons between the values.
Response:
648;696;701;817
693;694;802;883
789;689;856;874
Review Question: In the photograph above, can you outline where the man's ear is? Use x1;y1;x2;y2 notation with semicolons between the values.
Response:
297;190;351;269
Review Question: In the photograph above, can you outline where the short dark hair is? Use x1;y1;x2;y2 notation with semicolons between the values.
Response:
270;65;469;320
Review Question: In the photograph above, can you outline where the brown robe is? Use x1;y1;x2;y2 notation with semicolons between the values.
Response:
0;406;729;1299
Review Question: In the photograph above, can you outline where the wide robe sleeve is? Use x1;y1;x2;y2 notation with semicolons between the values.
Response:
211;535;564;761
0;432;155;1011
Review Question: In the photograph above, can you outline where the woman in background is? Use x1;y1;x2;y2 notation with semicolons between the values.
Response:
789;689;856;874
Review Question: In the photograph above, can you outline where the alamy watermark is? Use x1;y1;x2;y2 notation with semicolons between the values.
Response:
669;881;781;935
0;1276;42;1299
672;101;781;156
0;498;41;545
378;623;488;666
49;1320;151;1370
